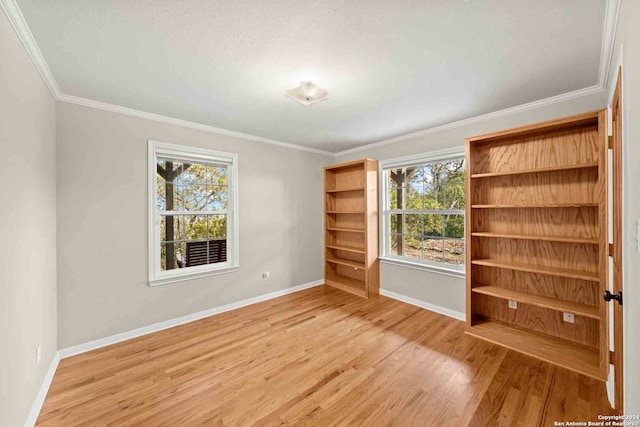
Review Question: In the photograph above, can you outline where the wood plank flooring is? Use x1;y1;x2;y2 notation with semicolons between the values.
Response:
37;286;614;426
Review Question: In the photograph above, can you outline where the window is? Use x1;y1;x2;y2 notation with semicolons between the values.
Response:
380;148;465;275
148;141;239;285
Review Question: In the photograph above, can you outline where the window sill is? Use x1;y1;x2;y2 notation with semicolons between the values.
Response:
379;257;466;279
149;265;239;287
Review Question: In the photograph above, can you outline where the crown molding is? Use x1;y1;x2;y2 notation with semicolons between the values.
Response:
0;0;60;98
598;0;622;89
57;94;334;156
334;84;603;157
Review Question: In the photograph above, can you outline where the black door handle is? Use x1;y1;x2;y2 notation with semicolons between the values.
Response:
603;290;623;306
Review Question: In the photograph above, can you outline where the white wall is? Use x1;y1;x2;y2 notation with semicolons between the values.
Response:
335;93;606;316
0;9;57;427
607;0;640;414
56;101;331;348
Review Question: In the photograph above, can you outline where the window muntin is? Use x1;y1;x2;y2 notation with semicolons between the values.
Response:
383;157;465;271
149;141;238;285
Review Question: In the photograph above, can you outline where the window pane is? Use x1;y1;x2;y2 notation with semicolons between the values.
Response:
444;214;464;265
156;160;184;211
180;163;207;182
184;215;208;240
407;166;423;186
389;186;400;210
206;185;228;211
169;178;185;211
388;167;421;210
390;234;401;256
171;163;205;211
161;242;185;271
406;185;424;210
444;239;464;265
445;183;465;210
177;180;207;211
443;160;465;185
444;214;464;239
205;239;227;265
423;214;444;263
423;163;445;207
160;215;185;242
208;165;228;186
207;215;227;239
422;214;443;238
424;237;444;263
403;235;422;260
156;174;166;210
403;214;422;237
389;213;401;235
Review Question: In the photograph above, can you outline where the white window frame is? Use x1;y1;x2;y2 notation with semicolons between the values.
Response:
148;140;239;286
379;146;466;279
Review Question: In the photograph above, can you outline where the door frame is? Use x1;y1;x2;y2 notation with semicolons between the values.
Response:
608;64;624;412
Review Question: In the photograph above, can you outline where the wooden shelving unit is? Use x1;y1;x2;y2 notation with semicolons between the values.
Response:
324;159;379;298
465;110;609;380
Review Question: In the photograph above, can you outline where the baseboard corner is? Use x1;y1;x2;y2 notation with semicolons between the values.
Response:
24;351;60;427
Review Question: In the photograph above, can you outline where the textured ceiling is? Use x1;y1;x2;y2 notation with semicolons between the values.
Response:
17;0;605;152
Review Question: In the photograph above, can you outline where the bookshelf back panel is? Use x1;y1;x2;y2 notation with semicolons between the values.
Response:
327;213;365;229
470;168;598;205
328;248;365;264
471;124;599;175
325;165;365;191
472;265;599;305
473;294;599;348
326;192;366;212
326;262;365;281
328;230;366;248
472;238;598;274
472;207;598;239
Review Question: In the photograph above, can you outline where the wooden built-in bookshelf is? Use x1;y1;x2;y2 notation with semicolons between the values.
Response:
324;159;379;298
465;110;609;380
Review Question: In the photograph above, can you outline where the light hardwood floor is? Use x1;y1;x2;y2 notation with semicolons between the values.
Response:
38;286;613;426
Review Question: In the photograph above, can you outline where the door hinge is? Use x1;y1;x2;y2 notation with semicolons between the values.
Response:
610;350;615;362
609;243;614;257
608;135;614;150
604;290;623;306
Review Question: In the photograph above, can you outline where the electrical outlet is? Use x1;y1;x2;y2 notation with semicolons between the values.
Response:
508;299;517;309
563;312;575;323
262;272;270;281
36;345;41;365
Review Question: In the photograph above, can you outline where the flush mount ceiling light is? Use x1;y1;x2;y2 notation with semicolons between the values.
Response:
285;81;330;106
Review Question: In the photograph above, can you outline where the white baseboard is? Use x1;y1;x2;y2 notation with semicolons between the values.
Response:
606;365;615;408
24;351;60;427
380;289;466;321
59;279;324;359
